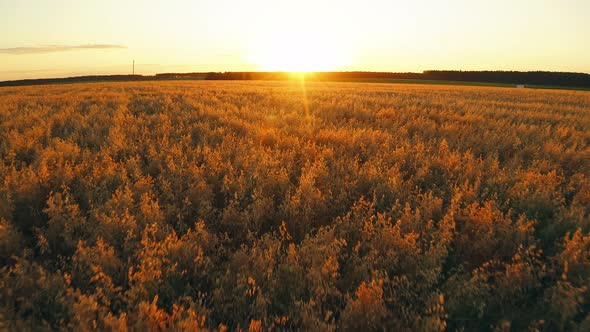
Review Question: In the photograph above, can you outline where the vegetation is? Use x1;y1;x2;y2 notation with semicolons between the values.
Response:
3;70;590;90
0;81;589;331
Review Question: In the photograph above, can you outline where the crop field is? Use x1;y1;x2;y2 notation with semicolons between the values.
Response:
0;81;589;331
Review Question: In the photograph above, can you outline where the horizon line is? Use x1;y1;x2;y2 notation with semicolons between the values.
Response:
2;69;590;83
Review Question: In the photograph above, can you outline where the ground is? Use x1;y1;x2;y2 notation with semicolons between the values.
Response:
0;81;589;331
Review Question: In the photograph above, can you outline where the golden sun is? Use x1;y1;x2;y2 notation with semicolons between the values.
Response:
247;26;353;72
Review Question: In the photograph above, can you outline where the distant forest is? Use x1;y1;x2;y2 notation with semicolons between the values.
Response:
197;71;590;88
2;70;590;88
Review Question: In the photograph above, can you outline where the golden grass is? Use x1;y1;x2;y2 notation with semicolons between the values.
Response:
0;81;589;330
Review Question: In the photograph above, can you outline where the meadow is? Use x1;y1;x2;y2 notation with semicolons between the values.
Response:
0;80;589;331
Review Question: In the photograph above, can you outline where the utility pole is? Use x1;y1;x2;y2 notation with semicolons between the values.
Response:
133;60;135;75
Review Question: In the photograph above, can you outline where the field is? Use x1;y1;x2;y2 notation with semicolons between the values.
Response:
1;81;589;331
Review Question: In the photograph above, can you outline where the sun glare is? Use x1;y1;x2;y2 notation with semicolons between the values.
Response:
244;2;355;73
248;29;353;72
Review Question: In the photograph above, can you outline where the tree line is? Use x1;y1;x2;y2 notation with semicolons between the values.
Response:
2;71;590;88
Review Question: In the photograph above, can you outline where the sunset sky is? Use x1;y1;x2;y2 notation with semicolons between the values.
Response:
1;0;589;80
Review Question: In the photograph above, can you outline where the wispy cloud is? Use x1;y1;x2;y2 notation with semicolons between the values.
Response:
0;44;127;55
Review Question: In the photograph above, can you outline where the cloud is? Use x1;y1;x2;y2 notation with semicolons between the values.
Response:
0;44;127;55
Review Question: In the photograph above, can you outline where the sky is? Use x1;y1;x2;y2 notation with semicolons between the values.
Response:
0;0;589;80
